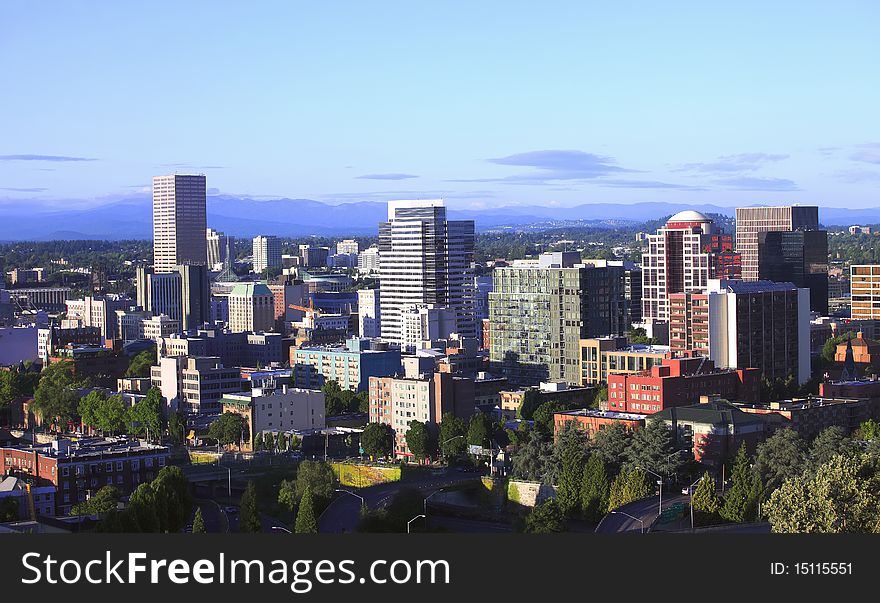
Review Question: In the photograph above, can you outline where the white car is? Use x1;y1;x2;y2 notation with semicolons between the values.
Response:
682;486;694;496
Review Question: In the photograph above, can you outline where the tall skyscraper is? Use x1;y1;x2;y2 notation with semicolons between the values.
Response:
177;264;210;331
642;211;740;322
734;205;819;281
253;235;282;274
378;200;475;345
152;174;208;274
757;230;828;314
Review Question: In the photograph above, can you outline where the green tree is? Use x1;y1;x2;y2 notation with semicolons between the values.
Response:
127;387;164;441
523;499;564;533
96;394;126;435
466;413;493;448
125;348;157;377
692;471;721;525
555;422;586;516
808;426;853;475
510;430;557;484
531;400;569;435
151;466;192;533
253;432;264;452
208;412;245;449
405;420;433;462
607;469;628;511
78;389;105;432
624;467;651;502
766;453;880;533
581;453;610;522
278;479;297;513
192;507;206;533
32;360;79;429
439;412;468;458
70;485;120;517
592;422;631;476
239;481;261;533
0;369;25;407
755;428;806;493
517;389;543;420
125;482;160;533
263;431;275;452
361;422;394;458
294;460;336;510
167;411;186;446
720;443;761;523
858;419;880;442
624;417;688;474
295;486;319;533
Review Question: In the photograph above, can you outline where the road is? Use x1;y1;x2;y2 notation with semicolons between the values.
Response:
318;470;483;533
426;516;513;533
595;493;688;534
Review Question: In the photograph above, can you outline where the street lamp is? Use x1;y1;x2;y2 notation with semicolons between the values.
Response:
424;488;446;516
335;488;366;512
665;449;688;477
688;476;702;531
441;435;465;460
217;457;231;498
407;514;426;534
610;510;645;534
637;466;663;517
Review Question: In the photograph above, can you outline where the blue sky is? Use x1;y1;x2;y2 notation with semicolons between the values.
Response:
1;1;879;209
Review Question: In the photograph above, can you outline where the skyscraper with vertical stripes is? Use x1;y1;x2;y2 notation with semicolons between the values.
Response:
378;200;475;345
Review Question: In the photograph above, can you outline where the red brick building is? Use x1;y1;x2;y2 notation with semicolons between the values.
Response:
607;353;760;414
553;408;647;439
736;396;880;440
0;437;170;516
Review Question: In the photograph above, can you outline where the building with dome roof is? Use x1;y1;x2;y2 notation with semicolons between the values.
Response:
641;211;741;322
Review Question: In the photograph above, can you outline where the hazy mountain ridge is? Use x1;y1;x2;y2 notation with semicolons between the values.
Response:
0;195;875;240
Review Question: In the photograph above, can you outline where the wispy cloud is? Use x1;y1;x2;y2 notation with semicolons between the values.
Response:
850;143;880;165
0;187;48;192
451;149;635;185
356;173;419;180
0;154;97;162
599;179;708;191
157;163;226;169
834;169;880;183
714;176;799;191
676;153;788;174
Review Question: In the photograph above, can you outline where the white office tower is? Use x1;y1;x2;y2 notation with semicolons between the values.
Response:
152;175;207;274
378;200;475;345
336;239;360;255
358;246;380;274
253;235;282;274
207;228;234;270
358;288;381;338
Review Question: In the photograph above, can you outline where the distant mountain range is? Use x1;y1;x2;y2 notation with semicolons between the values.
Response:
0;195;876;240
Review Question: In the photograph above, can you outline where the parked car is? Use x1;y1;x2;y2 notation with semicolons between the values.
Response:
224;506;238;514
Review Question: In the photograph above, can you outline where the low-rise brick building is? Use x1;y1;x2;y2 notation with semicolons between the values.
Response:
553;408;647;439
607;353;760;414
0;437;170;516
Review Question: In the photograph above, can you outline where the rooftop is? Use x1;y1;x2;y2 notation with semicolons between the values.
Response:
3;437;168;459
230;282;273;297
556;408;648;421
667;210;712;223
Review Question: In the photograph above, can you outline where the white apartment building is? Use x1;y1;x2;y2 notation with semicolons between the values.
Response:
253;235;282;274
378;200;475;345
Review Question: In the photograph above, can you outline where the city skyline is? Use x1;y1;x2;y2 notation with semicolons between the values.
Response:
2;2;880;210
